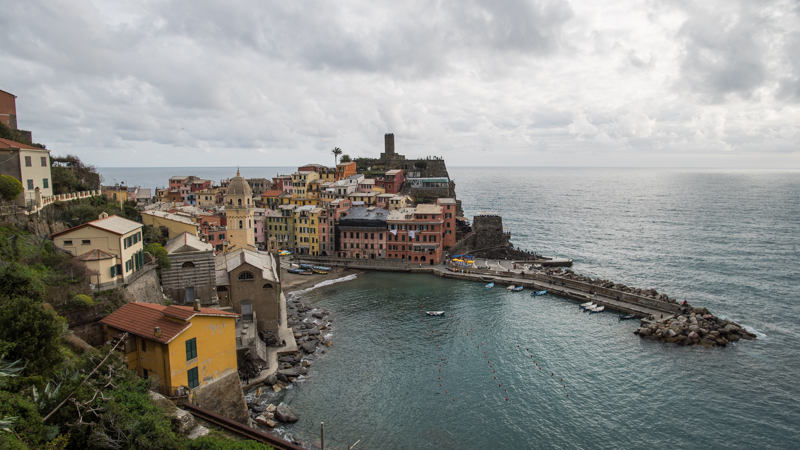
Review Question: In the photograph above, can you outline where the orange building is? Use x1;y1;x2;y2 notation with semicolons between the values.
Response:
335;162;356;181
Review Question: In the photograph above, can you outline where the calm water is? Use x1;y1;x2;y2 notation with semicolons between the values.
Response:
102;166;800;449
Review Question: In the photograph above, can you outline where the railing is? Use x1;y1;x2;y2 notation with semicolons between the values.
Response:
241;313;253;323
23;189;102;215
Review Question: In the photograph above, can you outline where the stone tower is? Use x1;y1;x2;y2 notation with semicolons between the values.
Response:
224;170;256;252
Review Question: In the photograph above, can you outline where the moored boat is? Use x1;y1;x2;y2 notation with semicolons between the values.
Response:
531;290;547;296
507;285;516;291
582;303;597;312
590;306;605;314
512;286;524;292
426;311;445;316
485;282;495;289
619;314;637;320
580;302;595;310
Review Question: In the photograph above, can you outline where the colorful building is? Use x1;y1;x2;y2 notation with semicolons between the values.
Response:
438;198;457;248
293;205;322;255
337;207;389;259
335;161;357;181
376;169;405;194
101;302;239;394
0;138;53;207
386;204;444;264
52;213;145;289
140;210;200;240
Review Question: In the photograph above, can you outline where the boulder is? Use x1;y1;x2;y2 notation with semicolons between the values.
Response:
278;368;300;378
728;333;741;342
299;367;308;375
277;373;288;383
687;331;699;340
308;327;321;336
252;403;267;413
275;404;299;423
324;340;334;347
667;329;678;338
172;408;197;435
255;415;272;427
187;424;210;440
302;342;317;353
700;339;715;348
266;403;277;413
688;325;700;333
301;360;311;368
264;374;278;386
638;327;652;336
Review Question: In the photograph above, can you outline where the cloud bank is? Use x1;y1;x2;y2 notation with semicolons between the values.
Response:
1;0;798;167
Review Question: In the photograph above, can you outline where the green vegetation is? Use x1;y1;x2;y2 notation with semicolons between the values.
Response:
0;175;23;203
339;154;352;163
50;155;101;195
37;195;138;229
331;147;342;166
0;223;273;449
0;122;45;148
145;243;171;270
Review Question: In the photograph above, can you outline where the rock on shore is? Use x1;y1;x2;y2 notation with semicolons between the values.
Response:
634;307;757;347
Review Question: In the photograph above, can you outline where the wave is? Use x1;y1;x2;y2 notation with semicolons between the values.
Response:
293;274;358;295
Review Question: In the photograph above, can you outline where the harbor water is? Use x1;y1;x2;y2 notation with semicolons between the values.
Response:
101;166;800;449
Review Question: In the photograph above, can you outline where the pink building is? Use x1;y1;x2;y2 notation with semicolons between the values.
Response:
337;207;389;259
437;198;457;248
253;208;267;249
386;204;443;264
376;169;405;194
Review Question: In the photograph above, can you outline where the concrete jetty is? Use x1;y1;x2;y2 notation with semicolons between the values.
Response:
292;256;679;319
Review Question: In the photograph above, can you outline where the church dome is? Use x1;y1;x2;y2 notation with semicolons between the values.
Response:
227;170;252;197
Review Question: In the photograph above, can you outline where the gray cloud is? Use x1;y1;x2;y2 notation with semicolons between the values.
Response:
0;0;798;168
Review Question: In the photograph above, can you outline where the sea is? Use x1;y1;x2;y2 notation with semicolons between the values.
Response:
100;166;800;449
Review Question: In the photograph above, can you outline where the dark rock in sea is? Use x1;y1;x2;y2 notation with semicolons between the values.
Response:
302;342;317;353
278;368;300;378
264;374;278;386
277;373;288;383
308;327;321;336
275;405;299;423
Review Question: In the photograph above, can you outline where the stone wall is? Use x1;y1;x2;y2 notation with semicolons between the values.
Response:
192;370;249;424
122;262;165;305
161;251;216;305
61;303;109;346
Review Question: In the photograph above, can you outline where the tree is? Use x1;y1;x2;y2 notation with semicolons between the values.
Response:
0;175;23;203
144;243;171;270
339;154;352;163
331;147;342;165
0;297;65;376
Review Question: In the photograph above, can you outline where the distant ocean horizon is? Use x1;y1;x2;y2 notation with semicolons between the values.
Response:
98;166;800;449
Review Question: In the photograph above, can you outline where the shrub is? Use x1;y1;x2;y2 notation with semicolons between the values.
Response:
70;294;94;308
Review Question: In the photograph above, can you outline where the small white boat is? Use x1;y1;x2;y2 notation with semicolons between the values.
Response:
580;301;593;308
512;286;524;292
485;282;495;289
590;306;605;314
583;304;597;312
426;311;445;316
507;285;516;291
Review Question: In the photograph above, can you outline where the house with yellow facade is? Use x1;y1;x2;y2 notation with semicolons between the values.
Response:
140;210;200;240
293;205;322;255
101;302;239;396
51;213;144;289
291;171;320;198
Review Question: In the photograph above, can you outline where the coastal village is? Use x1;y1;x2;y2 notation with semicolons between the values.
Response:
0;88;756;449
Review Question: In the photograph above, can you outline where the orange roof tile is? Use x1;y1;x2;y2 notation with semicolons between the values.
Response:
101;303;189;344
161;305;239;320
260;190;284;197
0;138;44;150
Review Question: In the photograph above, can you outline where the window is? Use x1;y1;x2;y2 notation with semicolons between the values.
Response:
82;239;90;245
41;156;47;166
186;338;197;361
25;156;31;167
43;178;49;189
125;260;132;272
64;240;73;245
141;339;147;352
27;179;33;190
238;271;254;280
187;367;199;388
110;265;116;277
263;283;273;290
182;261;195;268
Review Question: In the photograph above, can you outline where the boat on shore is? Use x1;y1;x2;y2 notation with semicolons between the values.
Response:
426;311;445;316
531;290;547;296
288;268;314;275
313;268;328;275
485;282;495;289
313;265;332;271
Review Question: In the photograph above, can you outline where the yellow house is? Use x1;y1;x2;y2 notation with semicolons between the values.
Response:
291;171;320;199
293;205;321;255
140;210;200;240
101;302;239;395
51;213;144;289
102;185;130;203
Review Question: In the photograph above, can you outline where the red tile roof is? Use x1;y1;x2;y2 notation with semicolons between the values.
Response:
0;138;43;150
100;302;237;344
161;305;239;320
260;190;284;197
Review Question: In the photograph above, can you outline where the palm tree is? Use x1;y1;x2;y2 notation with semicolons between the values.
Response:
331;147;343;166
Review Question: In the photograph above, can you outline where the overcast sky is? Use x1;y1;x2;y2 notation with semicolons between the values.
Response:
2;0;799;168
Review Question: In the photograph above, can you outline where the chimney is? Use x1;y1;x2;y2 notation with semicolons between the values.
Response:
193;300;200;311
154;327;162;338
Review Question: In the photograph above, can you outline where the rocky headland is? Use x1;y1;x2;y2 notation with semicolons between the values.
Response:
634;306;757;347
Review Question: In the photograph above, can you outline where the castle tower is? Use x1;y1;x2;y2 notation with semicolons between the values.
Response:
224;170;256;252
